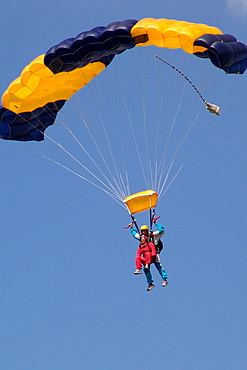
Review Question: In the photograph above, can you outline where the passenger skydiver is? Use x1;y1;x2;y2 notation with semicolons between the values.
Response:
134;234;157;275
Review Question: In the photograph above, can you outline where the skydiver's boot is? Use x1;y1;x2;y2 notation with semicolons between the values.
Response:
147;283;154;291
162;280;168;287
134;269;142;274
144;264;150;270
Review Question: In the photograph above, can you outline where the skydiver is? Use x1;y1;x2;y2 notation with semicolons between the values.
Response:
130;219;168;291
134;234;157;276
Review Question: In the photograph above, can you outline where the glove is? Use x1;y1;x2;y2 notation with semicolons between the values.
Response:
151;255;156;263
124;222;134;229
153;216;160;224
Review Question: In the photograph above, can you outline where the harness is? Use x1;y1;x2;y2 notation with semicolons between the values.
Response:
125;209;163;254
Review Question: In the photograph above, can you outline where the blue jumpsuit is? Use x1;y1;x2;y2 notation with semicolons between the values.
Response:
131;223;168;285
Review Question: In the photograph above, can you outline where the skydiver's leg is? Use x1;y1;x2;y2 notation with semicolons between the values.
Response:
154;260;168;280
135;256;146;269
144;266;154;285
144;252;152;264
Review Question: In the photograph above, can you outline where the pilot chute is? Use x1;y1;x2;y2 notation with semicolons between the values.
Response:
124;190;158;214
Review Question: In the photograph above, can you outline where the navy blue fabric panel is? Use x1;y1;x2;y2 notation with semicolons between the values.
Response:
44;19;138;74
0;100;66;141
209;41;247;73
226;57;247;73
0;108;17;125
71;27;106;53
45;38;76;65
193;33;247;73
0;116;10;138
194;34;237;58
194;34;237;49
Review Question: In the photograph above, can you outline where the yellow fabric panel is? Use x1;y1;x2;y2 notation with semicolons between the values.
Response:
160;21;192;49
123;190;158;214
28;55;50;73
2;77;23;111
131;18;222;53
131;18;158;46
5;77;22;94
14;85;33;100
2;55;106;114
178;24;222;53
20;69;33;86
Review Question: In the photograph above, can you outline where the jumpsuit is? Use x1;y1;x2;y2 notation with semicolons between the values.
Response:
135;241;156;270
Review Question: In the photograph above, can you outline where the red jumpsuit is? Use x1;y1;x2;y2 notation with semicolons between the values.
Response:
135;240;157;270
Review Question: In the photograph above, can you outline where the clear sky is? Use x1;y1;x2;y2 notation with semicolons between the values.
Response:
1;1;247;369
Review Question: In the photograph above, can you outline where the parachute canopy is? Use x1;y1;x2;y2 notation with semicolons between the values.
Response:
1;17;247;141
123;190;158;214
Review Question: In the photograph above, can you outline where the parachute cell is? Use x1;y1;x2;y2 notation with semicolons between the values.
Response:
0;17;246;141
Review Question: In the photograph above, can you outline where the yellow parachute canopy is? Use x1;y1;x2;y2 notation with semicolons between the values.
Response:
123;190;158;214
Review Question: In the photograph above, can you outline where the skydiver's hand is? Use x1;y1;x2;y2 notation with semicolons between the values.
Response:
151;255;156;262
124;222;134;229
153;216;160;224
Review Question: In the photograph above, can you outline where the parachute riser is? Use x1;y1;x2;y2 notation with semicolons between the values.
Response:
149;209;156;232
128;208;156;237
130;214;140;234
149;208;156;243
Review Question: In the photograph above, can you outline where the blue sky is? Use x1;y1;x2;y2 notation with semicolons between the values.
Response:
1;1;247;369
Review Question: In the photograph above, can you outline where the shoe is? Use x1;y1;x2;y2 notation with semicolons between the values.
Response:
162;280;168;287
147;284;154;291
134;269;142;275
144;264;150;270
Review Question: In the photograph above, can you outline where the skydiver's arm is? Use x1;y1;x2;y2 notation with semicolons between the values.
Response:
154;223;165;235
136;246;141;258
130;227;141;240
156;223;165;233
149;242;157;258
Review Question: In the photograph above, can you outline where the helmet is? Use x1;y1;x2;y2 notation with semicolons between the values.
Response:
140;225;149;231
